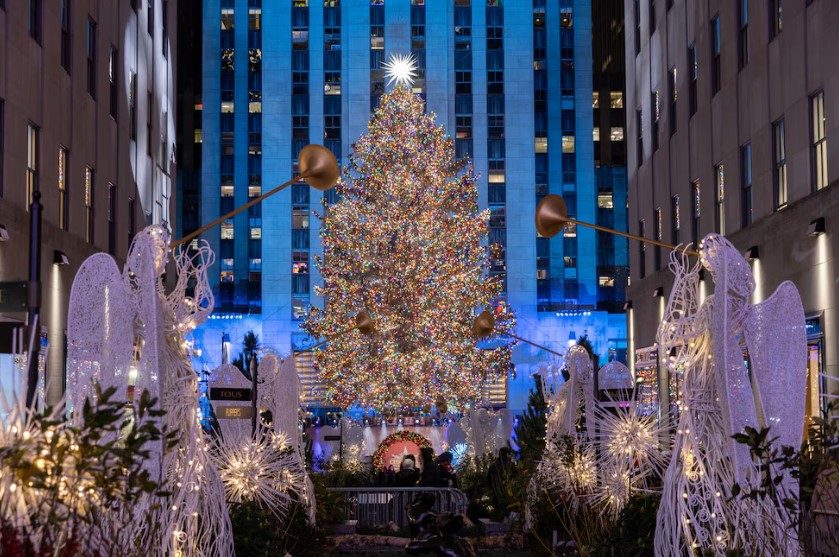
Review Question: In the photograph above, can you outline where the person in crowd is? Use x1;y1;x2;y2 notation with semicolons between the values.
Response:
486;447;517;519
418;447;441;487
397;454;420;487
435;451;457;488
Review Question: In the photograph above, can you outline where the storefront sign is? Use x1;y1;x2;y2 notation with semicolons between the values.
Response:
209;387;252;401
219;406;253;419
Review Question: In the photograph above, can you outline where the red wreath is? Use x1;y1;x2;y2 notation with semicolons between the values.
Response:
372;430;433;471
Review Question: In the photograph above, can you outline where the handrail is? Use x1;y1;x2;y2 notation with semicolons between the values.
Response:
326;487;469;529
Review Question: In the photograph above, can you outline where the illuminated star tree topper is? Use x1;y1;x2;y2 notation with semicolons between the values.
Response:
382;53;418;87
304;85;515;412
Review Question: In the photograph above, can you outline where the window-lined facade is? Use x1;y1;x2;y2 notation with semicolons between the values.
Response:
248;1;263;311
654;206;662;270
688;43;697;116
108;182;117;255
196;1;620;367
87;18;97;99
592;0;628;312
711;16;720;96
770;0;782;40
58;147;69;230
85;166;94;244
740;143;752;227
691;181;700;247
715;163;725;235
668;68;676;136
534;1;548;306
218;2;234;306
0;99;4;197
651;90;659;152
638;218;646;278
626;0;839;426
130;73;138;139
147;92;153;155
487;2;506;295
811;91;828;190
0;0;175;404
291;1;310;319
738;0;748;70
454;2;472;160
128;197;136;249
29;0;42;43
670;194;679;245
109;47;118;119
370;2;384;110
633;0;640;55
410;1;426;98
648;0;655;34
773;119;787;208
636;108;643;166
27;123;39;206
61;0;71;73
323;0;340;208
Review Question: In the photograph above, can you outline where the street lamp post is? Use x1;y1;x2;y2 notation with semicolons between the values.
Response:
26;191;43;411
250;353;258;437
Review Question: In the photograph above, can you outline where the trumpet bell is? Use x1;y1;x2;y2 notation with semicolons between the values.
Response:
355;311;375;336
472;310;496;339
299;144;340;191
535;194;570;238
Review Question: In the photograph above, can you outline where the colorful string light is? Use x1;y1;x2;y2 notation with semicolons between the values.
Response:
304;85;515;412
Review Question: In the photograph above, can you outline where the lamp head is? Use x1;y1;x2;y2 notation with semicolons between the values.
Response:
298;144;340;191
535;194;570;238
808;217;826;237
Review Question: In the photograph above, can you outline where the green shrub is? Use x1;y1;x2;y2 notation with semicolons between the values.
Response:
590;493;661;557
230;500;326;557
0;386;174;556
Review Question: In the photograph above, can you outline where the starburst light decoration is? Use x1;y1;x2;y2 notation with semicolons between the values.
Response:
210;422;302;517
382;53;418;87
594;390;670;484
526;355;672;530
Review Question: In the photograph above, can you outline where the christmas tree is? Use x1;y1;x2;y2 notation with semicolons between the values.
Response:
304;83;514;412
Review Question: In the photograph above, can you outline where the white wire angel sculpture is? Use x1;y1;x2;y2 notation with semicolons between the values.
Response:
654;234;806;557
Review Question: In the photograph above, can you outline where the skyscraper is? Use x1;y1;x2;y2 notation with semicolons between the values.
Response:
625;0;838;423
0;0;176;404
189;0;627;412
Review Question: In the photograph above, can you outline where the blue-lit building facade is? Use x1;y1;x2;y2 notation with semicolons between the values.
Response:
187;0;627;412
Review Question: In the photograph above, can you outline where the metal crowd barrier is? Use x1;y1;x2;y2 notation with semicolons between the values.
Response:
326;487;469;528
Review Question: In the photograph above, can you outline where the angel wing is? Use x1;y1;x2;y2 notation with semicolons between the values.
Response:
66;253;135;421
744;281;807;493
124;228;167;410
272;354;301;437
